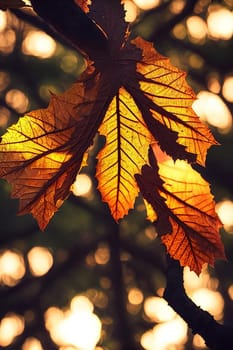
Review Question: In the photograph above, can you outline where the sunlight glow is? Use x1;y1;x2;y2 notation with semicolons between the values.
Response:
186;16;207;41
128;288;144;305
144;296;176;323
5;89;29;113
124;0;138;22
191;288;224;321
27;247;53;277
0;29;16;54
222;76;233;102
0;313;24;346
22;30;56;58
45;296;102;350
193;334;207;349
22;337;44;350
216;200;233;233
0;11;7;32
192;90;232;133
207;6;233;40
133;0;160;10
72;173;92;197
0;250;25;286
94;244;110;265
141;316;188;350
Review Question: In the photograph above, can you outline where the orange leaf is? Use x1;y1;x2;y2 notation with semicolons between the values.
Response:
136;145;225;274
130;37;217;165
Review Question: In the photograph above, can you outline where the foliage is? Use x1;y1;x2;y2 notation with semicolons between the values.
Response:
0;1;233;350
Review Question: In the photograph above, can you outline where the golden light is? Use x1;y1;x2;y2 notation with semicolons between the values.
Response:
222;76;233;102
22;30;56;58
45;296;102;350
191;288;224;321
72;173;92;197
128;288;144;305
141;316;188;350
186;16;208;41
216;199;233;233
144;296;176;323
124;0;138;23
0;107;10;128
193;334;207;349
169;0;185;14
207;6;233;40
0;71;10;92
94;244;110;265
227;284;233;300
207;76;221;94
27;246;53;277
0;11;7;32
22;337;44;350
5;89;29;113
0;313;24;347
133;0;160;10
0;29;16;54
192;90;232;133
0;250;25;286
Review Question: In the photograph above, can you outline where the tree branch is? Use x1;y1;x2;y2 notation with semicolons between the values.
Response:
164;255;233;350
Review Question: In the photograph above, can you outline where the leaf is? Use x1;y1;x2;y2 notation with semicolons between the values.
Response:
136;145;225;274
0;0;225;272
0;69;106;230
0;0;26;10
96;87;152;220
128;37;217;165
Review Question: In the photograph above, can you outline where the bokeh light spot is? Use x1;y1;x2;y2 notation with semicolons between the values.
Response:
45;296;101;350
0;250;25;286
27;246;53;277
141;316;188;350
133;0;160;10
191;288;224;321
192;90;232;133
22;337;44;350
186;16;208;41
222;76;233;102
216;200;233;233
0;313;24;346
144;296;176;323
124;0;138;22
128;288;144;305
22;30;56;58
207;6;233;40
72;173;92;197
5;89;29;113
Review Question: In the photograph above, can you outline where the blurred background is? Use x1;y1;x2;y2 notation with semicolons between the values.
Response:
0;0;233;349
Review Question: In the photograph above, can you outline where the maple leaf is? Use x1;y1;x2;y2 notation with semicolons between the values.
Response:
0;0;225;272
0;0;26;10
135;145;225;274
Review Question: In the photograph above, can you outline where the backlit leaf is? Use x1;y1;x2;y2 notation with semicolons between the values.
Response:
136;145;225;274
0;0;225;272
96;87;152;220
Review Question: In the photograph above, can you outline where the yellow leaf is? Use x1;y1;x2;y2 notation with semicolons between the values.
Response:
96;87;153;220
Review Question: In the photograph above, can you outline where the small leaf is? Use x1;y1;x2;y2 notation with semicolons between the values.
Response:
136;145;225;274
